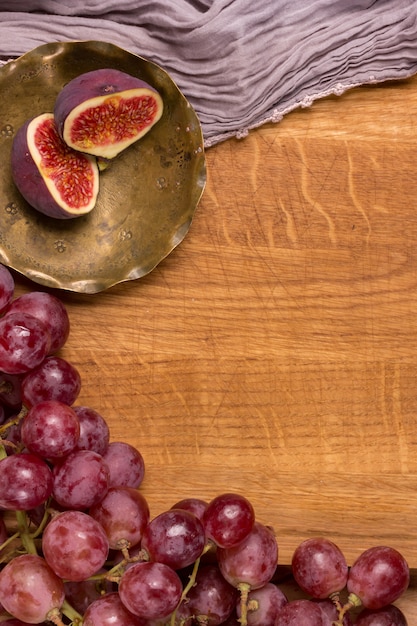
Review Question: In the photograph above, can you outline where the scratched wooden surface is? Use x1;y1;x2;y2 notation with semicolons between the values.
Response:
11;73;417;621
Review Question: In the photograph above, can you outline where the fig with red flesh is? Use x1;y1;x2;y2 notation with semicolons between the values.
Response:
54;68;164;160
11;113;99;219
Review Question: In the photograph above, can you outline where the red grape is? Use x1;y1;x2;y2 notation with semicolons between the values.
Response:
236;582;287;626
0;554;65;623
275;599;325;625
0;311;51;374
52;449;110;509
0;264;14;314
202;492;255;548
141;508;206;569
0;452;53;510
102;441;145;488
21;356;81;407
42;510;109;581
184;564;239;625
119;561;183;621
171;496;209;520
6;291;70;353
89;486;150;550
347;546;410;609
82;592;145;626
355;604;408;625
217;521;278;590
291;537;348;599
73;405;110;455
21;399;80;459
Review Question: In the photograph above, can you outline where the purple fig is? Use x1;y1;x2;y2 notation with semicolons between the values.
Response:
54;68;164;159
11;113;99;219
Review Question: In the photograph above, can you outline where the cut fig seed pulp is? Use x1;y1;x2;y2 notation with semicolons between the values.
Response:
69;93;160;149
34;117;98;210
11;113;99;220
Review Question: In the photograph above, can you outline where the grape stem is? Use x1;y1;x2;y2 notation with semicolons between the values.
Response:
170;556;202;626
46;608;67;626
60;598;83;625
115;538;132;562
170;542;214;626
0;405;29;458
0;405;28;441
15;510;38;555
31;502;52;539
0;530;20;562
87;547;148;584
330;591;362;625
237;582;251;626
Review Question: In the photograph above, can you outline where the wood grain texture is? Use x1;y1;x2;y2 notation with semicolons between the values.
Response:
11;74;417;621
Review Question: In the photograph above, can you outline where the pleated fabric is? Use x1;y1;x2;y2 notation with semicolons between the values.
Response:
0;1;416;146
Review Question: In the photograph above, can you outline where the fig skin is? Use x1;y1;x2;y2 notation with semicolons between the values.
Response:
11;119;49;211
54;68;164;159
11;113;99;220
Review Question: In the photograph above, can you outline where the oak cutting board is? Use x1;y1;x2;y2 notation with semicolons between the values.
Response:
12;72;417;620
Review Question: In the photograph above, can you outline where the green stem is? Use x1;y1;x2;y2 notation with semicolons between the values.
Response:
170;557;201;626
46;608;67;626
0;530;20;559
336;594;362;625
170;542;214;626
0;405;28;438
329;592;362;626
30;503;51;539
88;548;148;584
182;556;201;599
60;598;83;625
237;582;251;626
15;511;37;555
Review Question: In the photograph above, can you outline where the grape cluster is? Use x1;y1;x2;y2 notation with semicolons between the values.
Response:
0;263;411;626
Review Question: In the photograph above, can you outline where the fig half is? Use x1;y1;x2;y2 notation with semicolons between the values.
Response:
11;113;99;220
54;68;164;159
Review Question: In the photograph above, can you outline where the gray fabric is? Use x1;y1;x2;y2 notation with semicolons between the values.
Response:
0;1;416;147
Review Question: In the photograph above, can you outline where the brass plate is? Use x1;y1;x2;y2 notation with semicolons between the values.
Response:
0;41;206;293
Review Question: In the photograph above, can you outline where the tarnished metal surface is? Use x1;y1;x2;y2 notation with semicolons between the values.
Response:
0;41;206;293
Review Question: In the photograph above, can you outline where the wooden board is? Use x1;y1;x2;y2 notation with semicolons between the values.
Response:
11;73;417;621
